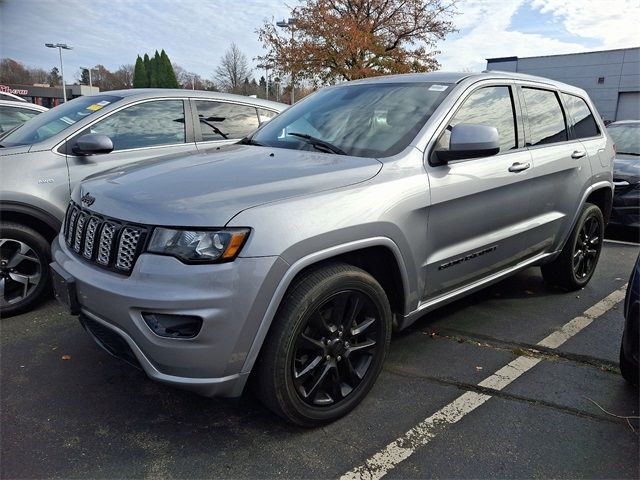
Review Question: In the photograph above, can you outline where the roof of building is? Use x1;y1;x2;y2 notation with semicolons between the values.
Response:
487;46;640;62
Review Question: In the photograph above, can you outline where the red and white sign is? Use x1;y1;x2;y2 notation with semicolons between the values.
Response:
0;85;28;95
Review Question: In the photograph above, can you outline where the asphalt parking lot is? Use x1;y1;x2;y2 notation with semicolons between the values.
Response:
1;238;638;479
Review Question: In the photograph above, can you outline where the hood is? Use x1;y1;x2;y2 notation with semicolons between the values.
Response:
0;144;32;156
613;154;640;183
76;144;382;226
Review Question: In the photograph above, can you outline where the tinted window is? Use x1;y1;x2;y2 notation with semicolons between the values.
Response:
90;100;185;151
523;88;567;146
561;93;599;139
435;86;517;154
252;82;452;158
0;95;121;147
0;106;42;133
607;123;640;155
257;108;278;124
195;101;259;141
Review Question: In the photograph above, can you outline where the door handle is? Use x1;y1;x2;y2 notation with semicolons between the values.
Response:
571;150;587;159
508;162;530;173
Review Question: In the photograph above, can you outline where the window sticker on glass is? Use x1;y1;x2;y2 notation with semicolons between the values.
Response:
429;85;448;92
95;100;111;106
86;104;104;112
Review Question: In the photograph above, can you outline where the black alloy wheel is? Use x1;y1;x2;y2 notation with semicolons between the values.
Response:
292;290;382;406
572;214;601;280
0;223;51;317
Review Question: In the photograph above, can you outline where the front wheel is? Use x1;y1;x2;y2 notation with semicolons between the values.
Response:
541;203;604;291
1;222;51;317
254;263;392;427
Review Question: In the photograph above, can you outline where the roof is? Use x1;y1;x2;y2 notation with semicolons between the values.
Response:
0;99;48;111
87;88;287;111
345;70;580;91
487;46;640;62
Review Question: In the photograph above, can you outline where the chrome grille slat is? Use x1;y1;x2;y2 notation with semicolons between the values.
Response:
73;213;87;252
83;217;100;259
96;222;117;265
116;227;142;271
65;207;79;246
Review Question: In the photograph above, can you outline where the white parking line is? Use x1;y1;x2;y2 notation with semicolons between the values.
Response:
604;239;639;246
340;286;628;480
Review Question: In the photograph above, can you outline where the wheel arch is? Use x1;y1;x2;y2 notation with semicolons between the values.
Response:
1;202;62;242
240;237;410;378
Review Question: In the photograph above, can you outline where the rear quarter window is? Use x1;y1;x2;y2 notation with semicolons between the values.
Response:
561;93;600;139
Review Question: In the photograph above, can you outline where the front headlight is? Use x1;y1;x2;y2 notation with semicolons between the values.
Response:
147;228;250;263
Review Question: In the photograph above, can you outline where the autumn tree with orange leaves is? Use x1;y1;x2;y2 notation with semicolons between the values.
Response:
257;0;457;85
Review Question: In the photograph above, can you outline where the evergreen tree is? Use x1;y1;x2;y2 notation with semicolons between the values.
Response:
80;68;90;85
143;53;151;85
161;50;179;88
149;50;161;87
48;67;60;87
133;56;147;88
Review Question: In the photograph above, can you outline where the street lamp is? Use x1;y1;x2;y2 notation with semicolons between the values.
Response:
45;43;72;102
79;66;96;88
276;18;297;104
256;62;273;100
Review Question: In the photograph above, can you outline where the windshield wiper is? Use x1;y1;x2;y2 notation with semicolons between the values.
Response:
199;116;228;139
617;151;640;156
238;137;265;146
288;132;347;155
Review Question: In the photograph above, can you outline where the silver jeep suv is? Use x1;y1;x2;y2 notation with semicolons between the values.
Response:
0;89;284;316
50;72;614;426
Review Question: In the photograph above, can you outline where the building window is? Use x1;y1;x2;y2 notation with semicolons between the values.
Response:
597;77;605;84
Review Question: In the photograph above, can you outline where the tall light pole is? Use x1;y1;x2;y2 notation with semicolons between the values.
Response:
256;62;273;100
45;43;72;102
79;66;95;88
276;18;297;104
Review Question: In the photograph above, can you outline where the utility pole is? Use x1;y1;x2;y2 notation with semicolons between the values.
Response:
276;18;297;104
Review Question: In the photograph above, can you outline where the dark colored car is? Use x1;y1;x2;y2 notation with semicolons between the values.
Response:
607;121;639;228
620;254;639;385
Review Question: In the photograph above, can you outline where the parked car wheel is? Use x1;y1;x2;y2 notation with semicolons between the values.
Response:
0;222;50;317
541;203;604;290
620;344;639;386
254;263;392;426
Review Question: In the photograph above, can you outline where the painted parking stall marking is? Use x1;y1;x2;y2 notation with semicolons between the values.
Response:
340;286;628;480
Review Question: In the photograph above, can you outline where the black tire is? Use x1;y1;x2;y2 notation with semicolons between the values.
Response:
541;203;604;291
254;262;392;427
0;222;51;317
620;343;639;386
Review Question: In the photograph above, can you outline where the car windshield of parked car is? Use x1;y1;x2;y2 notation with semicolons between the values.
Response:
0;95;122;147
608;123;640;156
251;82;452;158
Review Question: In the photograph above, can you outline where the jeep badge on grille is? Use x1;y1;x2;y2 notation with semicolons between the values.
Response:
81;192;96;207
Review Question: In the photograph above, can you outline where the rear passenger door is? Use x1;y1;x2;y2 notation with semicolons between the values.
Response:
192;100;261;149
518;86;593;255
424;83;535;299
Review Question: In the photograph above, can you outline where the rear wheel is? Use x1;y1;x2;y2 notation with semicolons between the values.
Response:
541;203;604;290
254;263;392;427
0;223;51;317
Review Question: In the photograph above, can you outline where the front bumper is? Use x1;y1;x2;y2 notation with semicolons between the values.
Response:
52;235;288;397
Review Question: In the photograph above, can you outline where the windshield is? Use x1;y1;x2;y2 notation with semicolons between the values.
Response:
251;82;452;158
0;95;122;147
608;123;640;156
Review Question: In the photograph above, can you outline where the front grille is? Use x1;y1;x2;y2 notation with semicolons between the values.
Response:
63;202;147;274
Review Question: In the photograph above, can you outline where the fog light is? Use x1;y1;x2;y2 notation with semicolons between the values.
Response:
142;312;203;338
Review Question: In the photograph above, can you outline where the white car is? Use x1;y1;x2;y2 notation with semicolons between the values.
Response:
0;100;48;134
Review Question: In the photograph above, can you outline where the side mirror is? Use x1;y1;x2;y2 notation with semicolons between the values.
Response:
72;134;114;155
434;124;500;164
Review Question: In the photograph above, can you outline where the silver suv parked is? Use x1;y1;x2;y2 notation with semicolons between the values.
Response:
50;72;614;426
0;89;284;315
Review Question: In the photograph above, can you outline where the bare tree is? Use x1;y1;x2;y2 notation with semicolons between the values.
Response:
214;43;251;93
112;64;134;89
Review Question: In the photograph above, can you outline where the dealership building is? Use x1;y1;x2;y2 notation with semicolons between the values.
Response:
486;47;639;122
0;84;99;108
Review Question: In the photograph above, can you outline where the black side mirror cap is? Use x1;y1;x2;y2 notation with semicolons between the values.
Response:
72;134;114;155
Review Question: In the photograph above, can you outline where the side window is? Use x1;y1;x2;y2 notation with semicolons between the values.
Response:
90;100;185;151
522;88;567;146
0;106;41;132
257;108;278;124
561;93;600;139
195;101;260;141
435;86;517;154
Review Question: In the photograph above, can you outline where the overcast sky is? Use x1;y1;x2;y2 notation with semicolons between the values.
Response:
1;0;638;82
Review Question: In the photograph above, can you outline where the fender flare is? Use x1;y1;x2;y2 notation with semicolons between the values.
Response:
0;201;62;235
